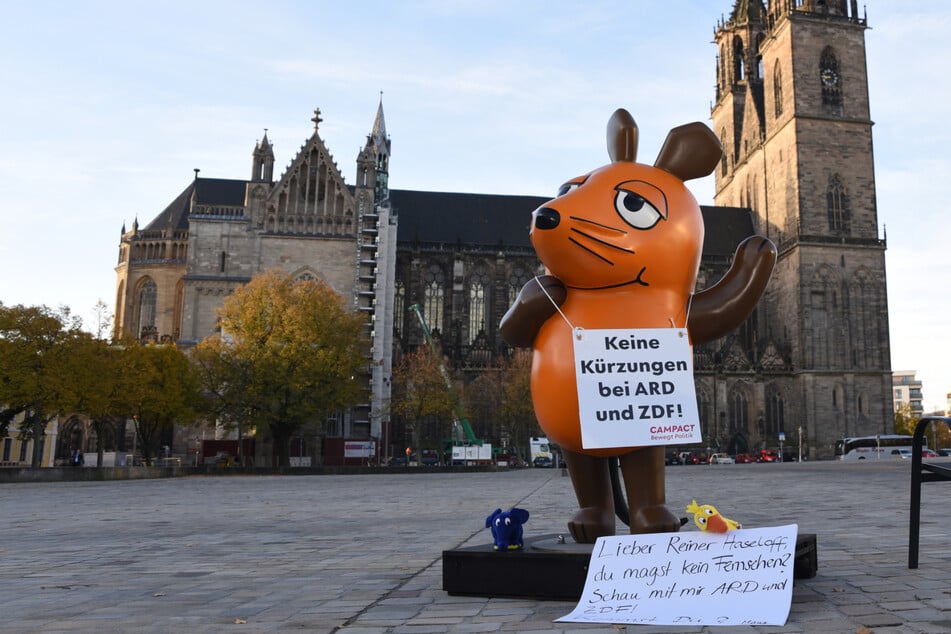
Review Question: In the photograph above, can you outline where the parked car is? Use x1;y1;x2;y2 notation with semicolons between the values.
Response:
709;453;735;464
420;449;440;466
937;448;951;457
533;456;553;468
665;452;682;465
892;448;937;460
734;453;756;464
679;452;701;465
758;449;781;463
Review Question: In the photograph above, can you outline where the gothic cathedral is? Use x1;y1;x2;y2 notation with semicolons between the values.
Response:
112;0;892;463
700;0;891;457
114;103;399;455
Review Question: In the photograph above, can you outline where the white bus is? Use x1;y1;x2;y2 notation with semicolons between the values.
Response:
834;435;925;460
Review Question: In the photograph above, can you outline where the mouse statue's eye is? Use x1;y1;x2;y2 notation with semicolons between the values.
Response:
556;180;584;197
614;182;666;230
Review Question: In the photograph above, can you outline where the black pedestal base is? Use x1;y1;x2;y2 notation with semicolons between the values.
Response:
442;533;818;600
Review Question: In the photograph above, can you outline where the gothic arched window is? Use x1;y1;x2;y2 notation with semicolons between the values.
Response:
819;47;842;107
766;390;785;435
697;389;712;440
173;280;184;341
507;266;530;306
468;269;489;344
733;36;745;81
137;278;157;338
729;390;749;434
827;174;851;233
394;281;405;337
719;128;729;176
423;265;445;335
114;280;125;338
773;61;784;118
755;34;765;79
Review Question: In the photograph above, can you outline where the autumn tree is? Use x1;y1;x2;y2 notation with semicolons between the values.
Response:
894;402;917;437
390;346;455;457
117;341;203;465
0;304;88;467
193;270;367;466
464;370;502;443
498;350;538;459
68;334;128;467
191;335;254;464
896;403;951;450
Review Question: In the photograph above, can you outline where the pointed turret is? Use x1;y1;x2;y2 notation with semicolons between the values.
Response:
251;129;275;182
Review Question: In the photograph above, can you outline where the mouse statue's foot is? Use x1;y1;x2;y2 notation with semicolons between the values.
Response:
567;506;615;543
629;504;682;534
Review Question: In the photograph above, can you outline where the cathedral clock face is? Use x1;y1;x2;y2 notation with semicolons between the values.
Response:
821;68;839;86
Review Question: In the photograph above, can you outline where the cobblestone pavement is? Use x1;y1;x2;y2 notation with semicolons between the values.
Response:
1;460;949;633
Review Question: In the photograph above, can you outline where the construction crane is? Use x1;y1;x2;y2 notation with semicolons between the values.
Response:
407;304;482;446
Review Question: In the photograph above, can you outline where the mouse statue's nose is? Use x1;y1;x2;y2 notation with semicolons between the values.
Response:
533;208;560;230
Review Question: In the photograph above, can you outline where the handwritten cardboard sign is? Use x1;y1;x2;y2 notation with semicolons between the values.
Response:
557;524;798;626
573;327;701;448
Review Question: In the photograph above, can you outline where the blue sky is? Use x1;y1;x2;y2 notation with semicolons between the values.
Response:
2;1;950;410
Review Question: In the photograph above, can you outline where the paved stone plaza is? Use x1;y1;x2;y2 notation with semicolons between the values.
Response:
1;460;949;633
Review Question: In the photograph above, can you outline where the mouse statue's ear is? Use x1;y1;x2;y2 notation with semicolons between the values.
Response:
606;108;638;163
654;122;723;182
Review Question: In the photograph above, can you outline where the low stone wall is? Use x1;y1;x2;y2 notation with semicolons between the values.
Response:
0;466;188;483
0;464;503;482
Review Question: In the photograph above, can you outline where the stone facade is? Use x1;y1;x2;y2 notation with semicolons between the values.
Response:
115;105;397;460
706;0;891;458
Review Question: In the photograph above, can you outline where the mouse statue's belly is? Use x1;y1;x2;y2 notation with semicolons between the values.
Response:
530;289;687;457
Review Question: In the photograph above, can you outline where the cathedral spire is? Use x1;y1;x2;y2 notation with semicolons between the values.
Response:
361;93;391;204
371;92;387;152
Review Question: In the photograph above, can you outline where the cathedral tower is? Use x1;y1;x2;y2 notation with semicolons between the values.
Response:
711;0;891;455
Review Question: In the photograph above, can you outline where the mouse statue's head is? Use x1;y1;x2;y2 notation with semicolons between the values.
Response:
529;109;722;296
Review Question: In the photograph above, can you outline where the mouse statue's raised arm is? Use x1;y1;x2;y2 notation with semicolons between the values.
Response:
500;108;776;543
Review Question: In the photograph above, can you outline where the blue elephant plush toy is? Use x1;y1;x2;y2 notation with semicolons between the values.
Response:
485;507;530;551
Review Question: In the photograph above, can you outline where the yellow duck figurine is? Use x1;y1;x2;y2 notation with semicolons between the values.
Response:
686;500;741;533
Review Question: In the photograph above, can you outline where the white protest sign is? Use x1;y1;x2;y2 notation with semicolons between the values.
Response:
557;524;798;627
573;327;701;448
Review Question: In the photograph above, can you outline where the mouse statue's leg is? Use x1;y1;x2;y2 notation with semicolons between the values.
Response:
619;446;682;534
562;449;615;543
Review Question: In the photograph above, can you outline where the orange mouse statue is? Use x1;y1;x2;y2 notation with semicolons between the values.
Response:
500;109;776;543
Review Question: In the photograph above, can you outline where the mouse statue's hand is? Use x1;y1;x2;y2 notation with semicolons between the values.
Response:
688;235;776;345
499;275;567;348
